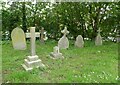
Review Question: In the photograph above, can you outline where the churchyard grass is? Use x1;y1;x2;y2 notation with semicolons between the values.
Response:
2;40;118;83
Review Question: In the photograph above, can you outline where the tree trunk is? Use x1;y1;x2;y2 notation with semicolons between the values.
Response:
22;2;27;32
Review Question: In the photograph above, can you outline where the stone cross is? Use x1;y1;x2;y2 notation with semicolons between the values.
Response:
22;27;45;71
97;28;101;34
61;26;69;36
26;27;40;56
50;46;64;59
53;46;60;54
58;26;69;49
30;27;36;56
26;32;40;38
95;28;102;46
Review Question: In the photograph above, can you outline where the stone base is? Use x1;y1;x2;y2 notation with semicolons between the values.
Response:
22;55;45;71
50;52;64;59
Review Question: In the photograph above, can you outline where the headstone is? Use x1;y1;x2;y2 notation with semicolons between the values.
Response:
95;28;102;46
50;46;64;59
116;31;120;43
58;26;69;49
11;27;26;50
43;31;48;41
22;27;45;71
75;35;84;48
40;27;45;43
117;35;120;43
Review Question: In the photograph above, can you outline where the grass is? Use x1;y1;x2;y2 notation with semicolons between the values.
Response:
2;40;118;83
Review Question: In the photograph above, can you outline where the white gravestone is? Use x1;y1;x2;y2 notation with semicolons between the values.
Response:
11;27;26;50
95;28;102;46
58;26;69;49
22;27;45;71
50;46;64;59
75;35;84;48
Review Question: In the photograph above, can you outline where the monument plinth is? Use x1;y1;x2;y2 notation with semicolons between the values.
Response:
50;46;64;59
22;27;45;71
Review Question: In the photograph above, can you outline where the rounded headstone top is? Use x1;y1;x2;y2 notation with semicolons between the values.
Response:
11;27;26;50
11;27;24;37
77;35;82;38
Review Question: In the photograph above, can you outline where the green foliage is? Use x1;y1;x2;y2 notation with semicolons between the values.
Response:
2;2;120;39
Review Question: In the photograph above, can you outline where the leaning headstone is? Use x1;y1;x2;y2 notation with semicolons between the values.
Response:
50;46;64;59
11;27;26;50
75;35;84;48
95;28;102;46
22;27;45;71
58;26;69;49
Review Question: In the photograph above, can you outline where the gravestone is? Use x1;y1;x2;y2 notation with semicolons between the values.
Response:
95;28;102;46
75;35;84;48
116;35;120;43
11;27;26;50
50;46;64;59
22;27;45;71
43;31;48;41
40;27;45;43
58;26;69;49
116;31;120;43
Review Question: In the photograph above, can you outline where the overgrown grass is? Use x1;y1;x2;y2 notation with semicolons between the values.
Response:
2;40;118;83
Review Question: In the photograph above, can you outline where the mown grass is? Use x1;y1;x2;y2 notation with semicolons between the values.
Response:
2;40;118;83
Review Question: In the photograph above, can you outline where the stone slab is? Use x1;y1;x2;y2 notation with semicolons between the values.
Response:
11;27;26;50
27;55;39;61
22;55;45;71
50;52;64;59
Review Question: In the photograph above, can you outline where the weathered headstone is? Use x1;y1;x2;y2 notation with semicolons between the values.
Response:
22;27;45;71
50;46;64;59
40;27;45;43
11;27;26;50
116;31;120;43
75;35;84;48
58;26;69;49
95;28;102;46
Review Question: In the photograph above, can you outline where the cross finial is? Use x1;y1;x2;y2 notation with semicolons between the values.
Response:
61;26;69;36
97;28;101;34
